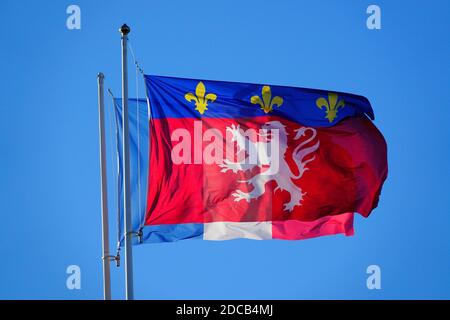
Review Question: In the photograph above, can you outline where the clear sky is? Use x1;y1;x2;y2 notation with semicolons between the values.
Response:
1;0;449;299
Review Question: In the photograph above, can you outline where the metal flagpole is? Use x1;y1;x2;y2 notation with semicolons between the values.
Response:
120;23;134;300
97;72;112;300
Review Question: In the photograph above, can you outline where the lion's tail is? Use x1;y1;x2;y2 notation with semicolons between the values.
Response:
291;128;319;179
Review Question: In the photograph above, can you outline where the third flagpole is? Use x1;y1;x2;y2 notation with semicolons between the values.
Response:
120;23;134;300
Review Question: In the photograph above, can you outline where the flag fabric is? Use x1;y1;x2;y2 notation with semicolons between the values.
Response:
116;75;387;244
113;98;149;246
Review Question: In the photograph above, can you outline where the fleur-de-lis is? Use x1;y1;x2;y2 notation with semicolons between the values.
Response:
251;86;283;113
185;81;217;115
316;93;345;123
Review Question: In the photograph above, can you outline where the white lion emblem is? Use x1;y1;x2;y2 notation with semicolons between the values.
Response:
219;121;319;211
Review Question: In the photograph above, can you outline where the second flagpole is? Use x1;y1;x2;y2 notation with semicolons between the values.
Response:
120;23;134;300
97;72;112;300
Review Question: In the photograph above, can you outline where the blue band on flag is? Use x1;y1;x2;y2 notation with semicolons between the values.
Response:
145;75;374;127
139;223;204;243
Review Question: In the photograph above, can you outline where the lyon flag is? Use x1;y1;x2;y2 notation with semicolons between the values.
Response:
115;75;387;244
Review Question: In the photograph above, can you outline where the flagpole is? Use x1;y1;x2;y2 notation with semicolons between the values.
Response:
97;72;112;300
120;23;134;300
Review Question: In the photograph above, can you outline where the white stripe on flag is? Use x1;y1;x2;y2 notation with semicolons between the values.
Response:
203;221;272;240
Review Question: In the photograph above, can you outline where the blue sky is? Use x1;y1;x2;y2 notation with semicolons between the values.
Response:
0;0;449;299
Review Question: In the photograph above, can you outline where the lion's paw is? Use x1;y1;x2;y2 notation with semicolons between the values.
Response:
232;190;251;202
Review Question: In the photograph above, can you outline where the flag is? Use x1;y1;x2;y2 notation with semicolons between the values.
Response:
116;75;387;244
113;98;149;246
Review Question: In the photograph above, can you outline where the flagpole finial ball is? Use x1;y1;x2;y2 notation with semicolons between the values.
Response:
119;24;131;35
98;72;104;79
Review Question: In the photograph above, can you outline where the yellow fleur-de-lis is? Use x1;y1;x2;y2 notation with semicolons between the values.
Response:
250;86;283;113
184;81;217;115
316;93;345;123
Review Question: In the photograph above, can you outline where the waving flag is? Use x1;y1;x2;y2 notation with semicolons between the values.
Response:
116;75;387;244
113;98;149;247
